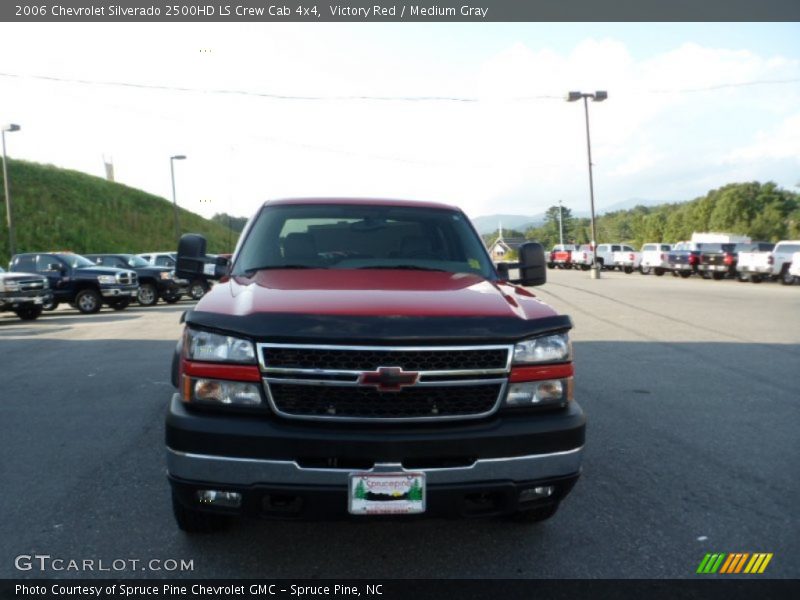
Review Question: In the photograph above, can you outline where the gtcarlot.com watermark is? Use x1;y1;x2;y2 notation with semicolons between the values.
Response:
15;554;194;573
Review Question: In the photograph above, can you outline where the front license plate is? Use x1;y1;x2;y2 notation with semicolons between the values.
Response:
348;472;426;515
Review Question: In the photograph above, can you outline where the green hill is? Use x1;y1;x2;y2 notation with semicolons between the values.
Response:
0;158;237;265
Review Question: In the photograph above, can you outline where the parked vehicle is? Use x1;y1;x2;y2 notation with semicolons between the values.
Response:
696;243;739;280
9;252;137;314
571;244;594;270
668;241;702;278
548;244;576;269
594;244;632;270
736;240;800;284
0;266;51;321
166;198;584;531
137;252;210;300
611;247;641;274
639;243;672;276
788;252;800;285
85;254;182;306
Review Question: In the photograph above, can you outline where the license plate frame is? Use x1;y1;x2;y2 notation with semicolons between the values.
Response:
348;472;426;516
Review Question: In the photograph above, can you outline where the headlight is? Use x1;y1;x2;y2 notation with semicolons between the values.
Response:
185;328;256;363
183;377;262;406
97;275;117;285
160;271;174;280
505;378;573;408
0;280;19;292
513;333;571;364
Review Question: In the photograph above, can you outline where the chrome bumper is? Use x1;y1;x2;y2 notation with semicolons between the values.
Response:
166;446;584;486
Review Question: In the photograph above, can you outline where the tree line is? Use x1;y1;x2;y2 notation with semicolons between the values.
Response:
484;182;800;251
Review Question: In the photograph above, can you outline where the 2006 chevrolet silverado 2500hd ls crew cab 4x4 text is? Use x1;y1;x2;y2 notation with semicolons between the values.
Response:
168;198;585;532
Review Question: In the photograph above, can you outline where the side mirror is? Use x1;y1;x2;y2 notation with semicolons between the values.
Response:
508;242;547;287
176;234;230;281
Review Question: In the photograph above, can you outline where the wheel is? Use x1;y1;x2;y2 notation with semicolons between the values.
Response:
189;280;208;300
750;275;762;284
14;305;43;321
597;259;605;270
624;266;633;274
712;272;725;281
75;289;102;314
640;266;651;275
163;294;182;304
564;263;572;270
508;503;559;524
172;492;231;534
108;297;131;311
679;271;691;278
42;299;59;311
654;268;664;276
137;283;158;306
580;264;590;271
780;266;795;286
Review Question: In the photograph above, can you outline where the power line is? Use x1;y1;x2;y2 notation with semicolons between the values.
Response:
2;71;796;102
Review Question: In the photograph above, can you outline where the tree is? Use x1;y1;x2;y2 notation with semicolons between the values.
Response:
354;480;366;500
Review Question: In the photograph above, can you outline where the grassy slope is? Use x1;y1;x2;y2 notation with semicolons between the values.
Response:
0;159;237;265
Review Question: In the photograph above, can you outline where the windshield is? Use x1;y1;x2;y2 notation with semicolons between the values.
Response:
57;254;96;269
233;204;496;279
126;255;149;268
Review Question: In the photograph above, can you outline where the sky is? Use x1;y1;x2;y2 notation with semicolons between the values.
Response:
0;22;798;221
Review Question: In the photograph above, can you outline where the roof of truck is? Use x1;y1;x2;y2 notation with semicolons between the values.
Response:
263;197;460;211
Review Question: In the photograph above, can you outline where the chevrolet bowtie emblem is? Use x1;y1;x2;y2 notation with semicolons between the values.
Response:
358;366;420;392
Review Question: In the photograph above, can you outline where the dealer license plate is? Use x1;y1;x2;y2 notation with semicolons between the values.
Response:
348;472;426;515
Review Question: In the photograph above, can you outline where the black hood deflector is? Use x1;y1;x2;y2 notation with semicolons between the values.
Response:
184;311;573;345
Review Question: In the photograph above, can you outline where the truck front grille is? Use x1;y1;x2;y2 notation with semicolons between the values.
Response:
116;272;137;285
261;346;509;372
259;343;511;422
267;382;504;420
18;280;46;292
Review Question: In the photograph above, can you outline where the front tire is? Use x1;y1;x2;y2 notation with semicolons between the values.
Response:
163;294;182;304
654;268;665;276
172;492;231;534
189;280;208;300
780;266;795;286
624;266;633;274
639;266;651;275
14;305;43;321
679;271;691;278
75;289;102;314
137;283;158;306
42;299;59;311
712;272;725;281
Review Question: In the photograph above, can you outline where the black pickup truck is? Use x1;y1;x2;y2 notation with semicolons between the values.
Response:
85;254;182;306
9;252;138;314
0;266;52;320
696;242;774;280
667;242;701;278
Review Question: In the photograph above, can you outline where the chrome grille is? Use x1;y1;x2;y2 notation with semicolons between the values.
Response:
259;343;512;422
19;279;46;292
116;271;137;285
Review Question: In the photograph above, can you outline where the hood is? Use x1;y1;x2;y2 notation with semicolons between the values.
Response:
132;265;173;278
75;266;134;277
186;269;571;344
0;271;46;283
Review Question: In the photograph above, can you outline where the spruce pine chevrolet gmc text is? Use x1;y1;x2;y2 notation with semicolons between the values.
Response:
168;198;585;531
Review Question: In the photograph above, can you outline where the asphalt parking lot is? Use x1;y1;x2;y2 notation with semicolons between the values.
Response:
1;270;798;579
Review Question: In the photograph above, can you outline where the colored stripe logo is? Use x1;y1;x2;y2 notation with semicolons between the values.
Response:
697;553;773;574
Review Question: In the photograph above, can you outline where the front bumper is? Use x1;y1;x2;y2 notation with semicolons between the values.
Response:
100;284;138;298
166;393;585;518
0;292;51;308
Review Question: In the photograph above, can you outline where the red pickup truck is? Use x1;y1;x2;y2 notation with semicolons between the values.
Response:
168;198;584;531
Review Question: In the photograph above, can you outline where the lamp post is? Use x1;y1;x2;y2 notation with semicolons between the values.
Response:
558;199;564;246
1;123;21;258
566;90;607;279
170;155;186;242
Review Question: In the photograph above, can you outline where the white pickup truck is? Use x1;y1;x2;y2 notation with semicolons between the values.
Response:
571;244;595;270
610;246;641;273
736;240;800;284
786;252;800;285
638;243;672;276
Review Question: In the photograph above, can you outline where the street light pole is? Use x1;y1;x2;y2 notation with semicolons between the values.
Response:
1;123;21;258
558;199;564;246
566;90;607;279
170;155;186;243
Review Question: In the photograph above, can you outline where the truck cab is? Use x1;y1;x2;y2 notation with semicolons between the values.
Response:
167;199;584;531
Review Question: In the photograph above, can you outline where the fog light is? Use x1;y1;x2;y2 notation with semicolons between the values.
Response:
519;486;555;502
188;377;263;406
505;379;569;407
196;490;242;508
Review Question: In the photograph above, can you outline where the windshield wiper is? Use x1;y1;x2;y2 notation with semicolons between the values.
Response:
356;265;447;272
241;264;320;276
